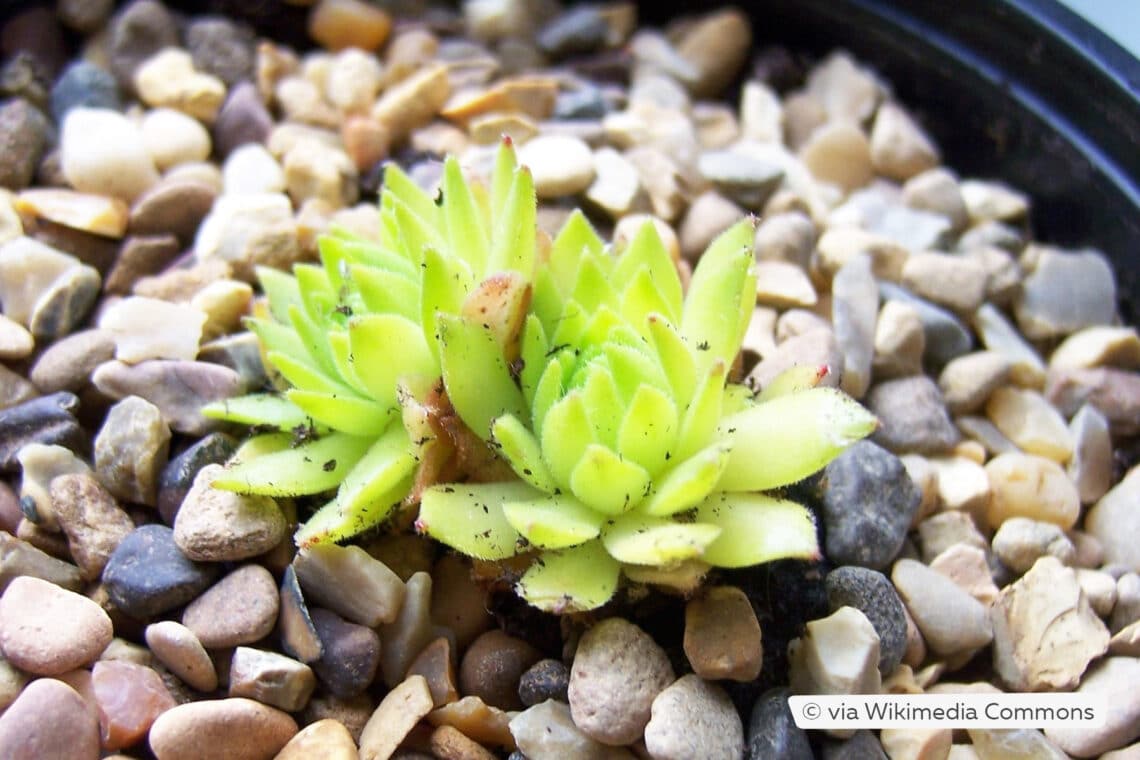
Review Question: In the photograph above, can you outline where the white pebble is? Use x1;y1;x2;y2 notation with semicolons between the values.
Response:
61;108;159;202
141;108;212;171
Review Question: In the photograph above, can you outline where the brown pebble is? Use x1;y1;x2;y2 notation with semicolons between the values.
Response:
429;724;498;760
92;659;177;750
0;575;114;675
426;696;515;751
459;630;542;712
274;718;357;760
430;553;492;650
358;675;434;760
684;585;763;682
308;0;392;52
182;564;280;649
148;697;298;760
146;620;219;692
406;636;459;708
0;678;100;760
50;472;136;581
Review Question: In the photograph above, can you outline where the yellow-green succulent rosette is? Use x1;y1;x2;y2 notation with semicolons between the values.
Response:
204;139;878;613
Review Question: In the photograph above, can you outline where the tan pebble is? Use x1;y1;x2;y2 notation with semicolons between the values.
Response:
928;456;991;517
900;454;939;525
1069;529;1105;569
149;697;298;760
406;637;458;708
517;135;595;198
683;585;762;682
0;313;33;360
782;91;827;151
140;108;213;171
694;101;741;149
901;251;988;315
135;49;226;123
274;719;356;759
0;576;113;675
301;694;373;745
623;147;686;222
961;179;1029;223
384;28;439;86
805;51;883;124
427;696;515;751
1109;620;1140;656
16;188;129;238
788;606;881;700
341;116;390;173
283;140;358;208
929;543;999;607
190;279;253;339
986;387;1073;463
903;167;968;232
674;8;752;98
429;725;498;760
585;146;648;220
430;554;492;651
815;225;908;282
753;210;815;269
973;303;1047;388
992;517;1077;575
459;629;541;712
985;451;1079;530
800;121;872;193
939;350;1013;415
872;299;925;379
410;122;469;158
754;260;817;309
371;65;451;145
901;604;926;668
441;77;559;126
275;77;340;128
1049;325;1140;371
0;678;99;760
880;727;952;760
869;102;940;181
325;47;384;113
308;0;391;51
468;111;538;145
358;675;434;760
146;620;219;692
952;440;987;465
1076;568;1119;618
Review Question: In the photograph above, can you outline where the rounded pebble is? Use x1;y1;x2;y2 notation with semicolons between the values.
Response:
103;523;221;619
92;659;177;750
644;674;744;760
825;566;908;676
182;564;280;649
60;107;159;202
174;464;286;562
146;620;219;693
518;135;596;198
0;575;113;675
460;629;543;712
148;697;298;760
0;678;99;760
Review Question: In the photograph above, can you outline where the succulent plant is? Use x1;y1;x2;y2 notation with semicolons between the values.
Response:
204;138;877;613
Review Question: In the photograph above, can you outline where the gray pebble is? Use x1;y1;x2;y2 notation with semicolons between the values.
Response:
174;464;286;562
50;61;120;123
182;564;280;649
1046;367;1140;436
746;688;813;760
92;359;246;435
278;565;323;664
821;729;889;760
213;81;274;157
103;234;182;295
552;85;610;119
198;333;271;390
294;542;406;629
867;375;960;455
825;566;908;675
28;328;115;393
102;524;220;619
892;558;993;657
537;6;610;59
879;282;973;369
28;263;101;340
128;179;217;247
1015;247;1116;340
698;149;783;210
57;0;114;34
157;432;238;525
0;391;86;472
94;395;171;506
0;98;48;189
832;253;878;398
645;674;743;760
186;17;256;87
310;607;381;699
519;658;570;706
108;0;179;91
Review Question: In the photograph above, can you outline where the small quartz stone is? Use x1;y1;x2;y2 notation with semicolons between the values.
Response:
586;146;647;220
140;108;212;171
879;729;952;760
60;107;159;202
16;188;129;238
928;543;1000;607
872;299;925;379
193;192;302;281
518;135;596;198
174;464;286;562
800;121;873;193
310;607;381;699
146;620;218;692
148;698;298;760
1077;568;1119;618
92;659;177;750
1085;465;1140;573
1015;246;1117;341
973;303;1047;387
460;629;543;712
680;191;746;262
645;674;744;760
426;695;515;751
182;564;280;649
939;351;1013;415
831;254;878;398
985;386;1073;463
94;395;171;506
229;647;317;712
684;585;763;682
901;252;988;315
223;144;286;195
134;48;226;123
698;149;783;210
370;64;450;145
379;571;435;688
294;542;406;628
0;575;113;675
50;472;135;581
789;606;882;706
991;517;1077;574
754;260;817;309
283;139;358;208
892;558;993;657
984;452;1080;530
358;675;434;760
568;617;674;746
869;102;939;181
510;699;632;760
1049;326;1140;371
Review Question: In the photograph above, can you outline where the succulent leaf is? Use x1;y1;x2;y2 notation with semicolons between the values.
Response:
612;220;682;323
201;394;310;430
348;314;435;406
442;157;490;274
437;313;529;439
568;443;651;515
417;481;534;560
491;413;557;493
641;442;730;516
516;540;620;613
756;364;831;402
211;432;372;496
601;513;722;566
539;392;594;485
680;219;755;372
693;492;819;567
502;490;603;549
615;384;677;477
286;390;395;437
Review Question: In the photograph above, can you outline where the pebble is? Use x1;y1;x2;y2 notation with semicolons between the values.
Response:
1050;326;1140;371
746;688;813;760
928;543;1000;607
130;182;217;249
93;659;177;750
0;677;100;760
1113;574;1140;633
816;440;921;570
805;51;881;123
880;729;952;760
789;606;882;700
17;188;129;239
29;261;102;340
60;107;159;202
0;391;86;473
901;252;988;315
739;80;782;144
586;146;647;220
698;149;783;209
104;235;180;295
568;617;674;746
675;8;751;97
140;111;213;177
511;699;634;758
174;464;286;562
275;718;357;760
891;558;993;656
872;299;925;378
310;607;381;698
16;440;89;530
821;730;889;760
938;350;1012;415
518;135;596;198
229;647;316;712
134;48;227;123
108;0;179;91
1086;465;1140;572
902;168;968;231
985;386;1073;463
430;553;493;651
283;139;358;208
325;47;385;114
880;282;974;369
149;697;298;760
973;303;1047;387
192;278;253;338
800;121;873;193
869;102;940;181
746;328;845;391
51;472;134;581
93;395;170;506
222;144;286;196
1045;657;1140;757
1046;366;1140;436
0;99;48;190
984;451;1080;530
992;517;1076;574
214;82;274;157
0;236;90;326
0;531;83;592
868;375;960;455
157;432;238;525
0;575;113;674
831;253;877;398
754;260;818;308
644;674;743;760
518;658;569;707
1015;246;1116;340
0;654;26;710
358;674;434;760
960;179;1029;223
182;564;280;649
679;192;745;262
309;0;392;51
683;585;763;682
92;359;245;435
371;64;450;145
103;524;221;619
193;192;302;280
294;542;406;628
825;566;908;675
1076;568;1118;617
50;61;119;120
379;571;435;687
146;620;219;692
186;17;255;88
407;636;458;707
460;628;542;711
277;565;323;665
816;226;906;283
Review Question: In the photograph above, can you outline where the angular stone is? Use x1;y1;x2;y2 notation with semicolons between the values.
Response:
358;675;434;760
0;575;113;675
867;376;960;455
430;724;498;760
754;260;817;309
645;674;744;760
1045;657;1140;757
0;532;82;592
229;647;316;712
1077;568;1118;618
16;188;129;238
148;698;298;760
892;558;993;657
985;452;1080;530
145;620;218;693
826;566;908;676
880;282;974;370
1015;247;1116;340
568;618;674;746
407;637;459;708
174;464;286;562
698;149;782;210
283;139;358;208
16;440;90;529
747;329;845;392
28;262;101;341
134;48;226;123
104;235;181;295
214;81;274;157
870;102;939;181
379;570;435;689
186;17;255;88
684;585;763;681
370;64;450;145
674;8;751;97
310;607;381;699
1050;326;1140;372
0;678;99;760
50;472;134;581
789;605;881;726
279;565;323;664
0;98;48;190
928;543;1000;607
872;300;925;379
1046;366;1140;436
901;251;988;315
92;659;177;750
182;564;279;649
973;303;1047;388
880;728;952;760
427;695;515;751
992;518;1076;575
92;359;245;435
275;719;358;760
294;542;406;628
193;192;301;281
94;395;171;506
103;524;220;618
985;387;1073;463
967;728;1068;760
585;146;647;220
510;699;634;760
939;351;1012;415
1086;465;1140;573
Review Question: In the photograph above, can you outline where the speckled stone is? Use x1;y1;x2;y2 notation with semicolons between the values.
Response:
826;566;908;676
50;472;135;581
182;564;280;649
747;688;813;760
173;464;286;562
644;674;744;760
94;395;171;506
